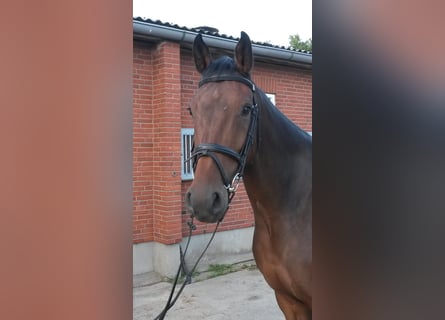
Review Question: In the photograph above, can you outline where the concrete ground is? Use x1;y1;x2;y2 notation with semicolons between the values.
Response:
134;262;284;320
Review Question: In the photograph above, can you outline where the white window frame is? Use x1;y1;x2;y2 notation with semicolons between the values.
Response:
265;93;275;105
181;128;194;180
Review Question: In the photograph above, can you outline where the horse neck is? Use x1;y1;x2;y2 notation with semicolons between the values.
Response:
243;96;312;215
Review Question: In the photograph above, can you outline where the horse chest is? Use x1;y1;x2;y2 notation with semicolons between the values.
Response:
251;204;311;303
253;231;289;279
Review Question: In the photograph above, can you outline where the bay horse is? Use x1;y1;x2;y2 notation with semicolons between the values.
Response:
185;32;312;319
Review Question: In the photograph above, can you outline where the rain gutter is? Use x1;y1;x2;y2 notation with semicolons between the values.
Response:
133;20;312;68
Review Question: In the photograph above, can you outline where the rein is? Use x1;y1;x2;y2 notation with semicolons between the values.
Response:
191;74;258;201
153;218;220;320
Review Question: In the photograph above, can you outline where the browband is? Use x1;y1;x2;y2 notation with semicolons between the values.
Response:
199;75;256;92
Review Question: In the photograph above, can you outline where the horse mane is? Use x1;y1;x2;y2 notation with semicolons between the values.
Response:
254;86;312;149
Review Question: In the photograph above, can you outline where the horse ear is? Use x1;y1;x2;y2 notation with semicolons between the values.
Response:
193;34;212;73
235;31;253;75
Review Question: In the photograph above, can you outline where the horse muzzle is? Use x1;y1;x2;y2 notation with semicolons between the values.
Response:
185;183;229;223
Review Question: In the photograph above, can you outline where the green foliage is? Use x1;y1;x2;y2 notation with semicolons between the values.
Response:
289;34;312;52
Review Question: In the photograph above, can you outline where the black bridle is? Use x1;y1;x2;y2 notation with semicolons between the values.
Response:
153;75;258;320
190;74;259;202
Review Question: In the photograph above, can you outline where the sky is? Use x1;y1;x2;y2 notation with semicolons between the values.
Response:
133;0;312;48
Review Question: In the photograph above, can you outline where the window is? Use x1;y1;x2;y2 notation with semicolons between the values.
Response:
265;93;275;105
181;128;194;180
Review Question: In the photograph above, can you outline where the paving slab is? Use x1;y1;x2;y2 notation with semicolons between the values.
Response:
134;268;283;320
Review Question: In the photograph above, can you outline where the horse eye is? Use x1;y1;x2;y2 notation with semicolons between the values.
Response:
241;104;252;116
187;107;193;116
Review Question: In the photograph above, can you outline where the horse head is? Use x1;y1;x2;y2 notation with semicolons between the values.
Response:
185;32;257;223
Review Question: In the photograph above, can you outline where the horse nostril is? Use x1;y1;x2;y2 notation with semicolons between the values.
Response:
185;188;227;222
212;192;222;210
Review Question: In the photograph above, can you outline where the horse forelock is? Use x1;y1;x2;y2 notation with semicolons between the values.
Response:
202;56;250;79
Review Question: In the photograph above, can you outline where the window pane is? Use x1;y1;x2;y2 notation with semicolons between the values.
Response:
181;128;194;180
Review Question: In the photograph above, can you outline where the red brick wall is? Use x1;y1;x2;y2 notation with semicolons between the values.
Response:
133;40;312;245
133;42;154;243
252;62;312;131
151;42;183;244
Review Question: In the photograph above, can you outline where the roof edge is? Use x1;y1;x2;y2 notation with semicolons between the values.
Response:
133;20;312;68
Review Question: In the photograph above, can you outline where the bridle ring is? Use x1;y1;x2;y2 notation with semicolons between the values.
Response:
225;172;241;194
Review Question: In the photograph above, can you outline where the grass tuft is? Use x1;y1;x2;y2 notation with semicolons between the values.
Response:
207;264;235;278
